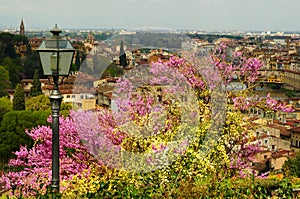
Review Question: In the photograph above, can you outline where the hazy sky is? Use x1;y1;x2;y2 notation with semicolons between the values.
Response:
1;0;300;31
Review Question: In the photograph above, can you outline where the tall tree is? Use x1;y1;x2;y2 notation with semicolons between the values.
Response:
259;158;273;175
13;84;25;111
119;40;127;67
81;51;86;65
75;50;81;70
29;69;42;97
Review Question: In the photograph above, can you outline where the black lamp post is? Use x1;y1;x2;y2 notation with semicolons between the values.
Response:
36;24;75;197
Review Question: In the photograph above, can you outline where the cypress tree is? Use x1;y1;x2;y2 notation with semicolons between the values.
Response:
119;40;127;67
75;50;81;70
29;69;42;97
81;52;86;65
13;84;25;111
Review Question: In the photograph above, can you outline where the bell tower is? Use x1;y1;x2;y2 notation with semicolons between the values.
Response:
20;18;25;35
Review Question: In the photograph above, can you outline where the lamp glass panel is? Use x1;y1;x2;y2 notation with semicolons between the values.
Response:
39;51;53;76
58;51;74;75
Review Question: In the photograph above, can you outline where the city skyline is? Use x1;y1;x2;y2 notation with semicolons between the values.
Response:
1;0;300;31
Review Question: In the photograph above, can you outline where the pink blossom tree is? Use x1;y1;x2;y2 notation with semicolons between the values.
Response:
1;116;100;197
1;42;294;197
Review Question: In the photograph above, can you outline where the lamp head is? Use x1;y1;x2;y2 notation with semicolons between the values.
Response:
36;25;75;77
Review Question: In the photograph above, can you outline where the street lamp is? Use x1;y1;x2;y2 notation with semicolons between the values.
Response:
36;24;75;197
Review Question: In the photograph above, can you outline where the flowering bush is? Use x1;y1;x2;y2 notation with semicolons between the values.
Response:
0;116;101;197
0;43;294;198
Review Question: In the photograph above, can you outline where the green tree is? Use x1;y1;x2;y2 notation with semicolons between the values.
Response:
75;50;81;70
119;40;127;67
0;32;17;60
23;51;43;79
13;84;25;111
81;52;86;65
26;94;50;111
29;69;43;97
2;57;23;88
0;96;12;122
283;152;300;177
259;158;273;175
0;65;11;97
70;63;77;72
0;110;50;163
101;63;124;78
60;102;72;117
25;94;71;116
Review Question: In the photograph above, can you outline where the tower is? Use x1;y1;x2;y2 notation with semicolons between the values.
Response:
86;31;95;44
20;18;25;35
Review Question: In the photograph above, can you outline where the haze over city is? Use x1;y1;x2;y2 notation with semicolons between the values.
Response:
1;0;300;31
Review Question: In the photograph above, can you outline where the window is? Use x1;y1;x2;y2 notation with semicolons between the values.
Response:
72;95;75;98
66;95;70;98
272;145;275;150
264;155;267;159
264;139;268;145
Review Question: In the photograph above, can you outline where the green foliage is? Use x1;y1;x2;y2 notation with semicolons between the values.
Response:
283;152;300;178
25;94;71;117
275;178;294;199
94;32;114;41
283;88;299;98
26;94;50;111
67;170;296;198
2;57;23;88
29;69;43;97
60;103;72;117
0;32;17;59
23;51;43;79
0;65;11;97
0;32;30;59
81;52;86;65
0;110;50;163
101;63;124;78
12;84;25;111
70;63;77;72
0;32;41;81
187;33;243;43
0;96;12;122
259;158;273;175
75;50;81;70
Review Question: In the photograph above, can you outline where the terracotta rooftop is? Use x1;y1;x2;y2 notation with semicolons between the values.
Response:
268;123;291;137
258;134;277;139
290;126;300;133
104;92;112;99
271;150;293;159
96;85;114;94
74;72;98;83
